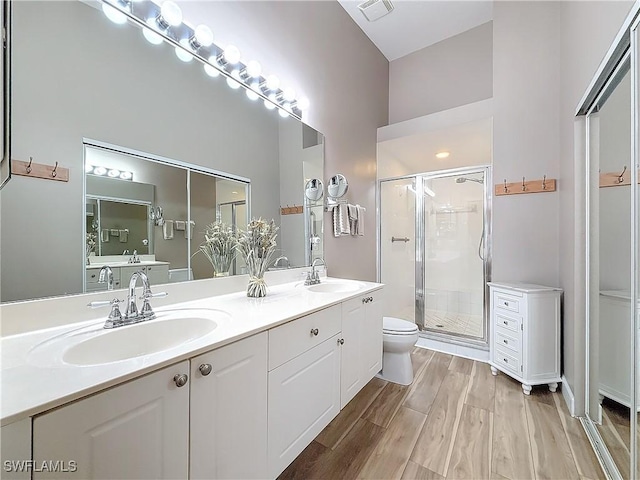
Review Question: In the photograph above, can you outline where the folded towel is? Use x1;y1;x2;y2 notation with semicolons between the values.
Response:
101;229;110;243
119;229;129;243
175;220;186;231
163;220;174;240
333;203;350;237
347;204;358;236
356;205;365;236
185;221;195;239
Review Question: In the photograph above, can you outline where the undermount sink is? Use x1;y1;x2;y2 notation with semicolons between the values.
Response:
28;309;227;367
306;281;362;293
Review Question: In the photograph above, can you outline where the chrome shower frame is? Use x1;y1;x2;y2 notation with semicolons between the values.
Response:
377;165;493;349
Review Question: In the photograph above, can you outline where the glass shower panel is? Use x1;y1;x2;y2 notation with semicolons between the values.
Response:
423;172;485;339
380;178;416;324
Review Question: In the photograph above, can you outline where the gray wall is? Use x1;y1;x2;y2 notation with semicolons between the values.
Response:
178;1;390;282
389;22;493;123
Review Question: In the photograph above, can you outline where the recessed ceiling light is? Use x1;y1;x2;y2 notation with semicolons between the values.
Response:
232;191;238;194
436;151;450;159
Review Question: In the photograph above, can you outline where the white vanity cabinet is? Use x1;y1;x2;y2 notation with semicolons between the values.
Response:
33;361;190;479
267;305;342;478
340;293;383;408
85;263;169;292
189;332;268;479
1;418;32;480
488;282;562;395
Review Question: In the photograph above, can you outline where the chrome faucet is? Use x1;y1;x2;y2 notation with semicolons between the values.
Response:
305;258;326;286
128;249;141;264
98;266;114;291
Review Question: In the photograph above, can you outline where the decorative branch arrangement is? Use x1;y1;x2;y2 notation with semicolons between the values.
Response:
236;218;279;298
197;222;238;277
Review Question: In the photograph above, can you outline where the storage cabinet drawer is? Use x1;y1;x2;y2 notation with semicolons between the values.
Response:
494;346;520;375
494;291;522;314
494;312;520;333
268;304;341;370
495;328;521;355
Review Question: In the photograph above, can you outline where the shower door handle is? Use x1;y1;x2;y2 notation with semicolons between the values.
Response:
391;237;410;243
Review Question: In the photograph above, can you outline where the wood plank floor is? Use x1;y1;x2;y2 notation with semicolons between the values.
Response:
279;348;604;480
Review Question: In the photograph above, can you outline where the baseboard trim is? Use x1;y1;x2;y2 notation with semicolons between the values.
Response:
561;374;576;416
416;337;490;362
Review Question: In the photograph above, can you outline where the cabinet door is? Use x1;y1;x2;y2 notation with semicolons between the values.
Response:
190;333;268;480
341;297;366;408
33;361;190;479
145;264;169;286
363;292;383;380
268;335;340;478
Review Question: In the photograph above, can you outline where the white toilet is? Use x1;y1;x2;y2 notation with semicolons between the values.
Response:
380;317;420;385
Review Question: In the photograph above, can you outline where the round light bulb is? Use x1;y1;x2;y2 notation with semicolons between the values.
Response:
226;70;241;89
283;88;296;102
246;89;259;101
297;96;310;110
435;151;450;159
246;60;262;78
193;24;213;48
85;164;94;173
102;3;127;24
120;171;133;180
282;102;293;112
278;108;290;118
223;45;241;64
264;95;277;110
143;19;163;45
175;39;193;62
160;1;182;27
93;166;107;176
107;169;121;178
204;56;220;77
265;74;280;91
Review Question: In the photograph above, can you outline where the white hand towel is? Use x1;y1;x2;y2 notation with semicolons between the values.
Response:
163;220;174;240
333;204;350;237
119;229;129;242
347;204;358;236
101;229;109;243
356;205;365;236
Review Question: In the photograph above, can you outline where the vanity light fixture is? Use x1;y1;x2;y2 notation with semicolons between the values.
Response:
86;162;133;180
435;151;450;159
119;171;133;180
93;166;107;176
107;169;121;178
98;0;309;118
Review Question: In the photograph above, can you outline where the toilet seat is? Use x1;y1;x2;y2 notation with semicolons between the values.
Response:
383;317;419;335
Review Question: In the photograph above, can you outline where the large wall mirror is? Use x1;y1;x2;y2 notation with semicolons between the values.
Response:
0;0;324;303
581;15;639;478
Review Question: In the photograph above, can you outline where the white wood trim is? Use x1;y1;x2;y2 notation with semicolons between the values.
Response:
561;375;576;417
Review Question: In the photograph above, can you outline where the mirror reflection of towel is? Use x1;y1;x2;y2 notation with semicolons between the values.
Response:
101;229;109;242
163;220;174;240
119;229;129;242
332;204;349;237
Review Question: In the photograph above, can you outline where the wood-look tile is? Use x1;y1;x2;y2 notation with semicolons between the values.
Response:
277;441;328;480
404;352;453;415
491;375;535;480
363;381;410;428
358;407;426;480
524;384;556;407
412;347;435;377
553;394;604;479
402;461;444;480
316;377;386;449
315;418;386;479
525;399;579;480
597;411;630;479
489;472;510;480
448;356;473;376
446;405;491;479
465;361;495;413
410;371;469;476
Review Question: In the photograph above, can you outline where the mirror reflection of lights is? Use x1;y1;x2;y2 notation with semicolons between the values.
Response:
86;163;133;181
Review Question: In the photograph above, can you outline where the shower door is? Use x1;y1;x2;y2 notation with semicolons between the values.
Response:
379;167;490;345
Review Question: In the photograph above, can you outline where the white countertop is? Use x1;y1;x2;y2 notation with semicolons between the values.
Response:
0;277;382;426
86;260;170;269
488;281;562;293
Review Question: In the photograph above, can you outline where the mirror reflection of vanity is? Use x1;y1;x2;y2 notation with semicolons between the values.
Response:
0;0;325;303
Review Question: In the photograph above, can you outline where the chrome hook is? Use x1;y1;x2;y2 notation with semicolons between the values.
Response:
542;175;547;190
26;157;33;174
618;165;627;183
503;179;508;193
522;176;526;192
51;161;58;178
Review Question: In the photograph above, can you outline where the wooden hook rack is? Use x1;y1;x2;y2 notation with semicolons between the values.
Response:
280;205;303;215
495;176;556;196
11;157;69;182
599;166;637;188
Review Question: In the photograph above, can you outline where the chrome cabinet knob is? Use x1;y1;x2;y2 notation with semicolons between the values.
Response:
362;298;368;304
199;364;212;376
310;328;319;336
173;373;188;387
369;296;374;302
338;338;345;345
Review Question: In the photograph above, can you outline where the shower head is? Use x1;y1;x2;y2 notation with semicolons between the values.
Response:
456;176;484;185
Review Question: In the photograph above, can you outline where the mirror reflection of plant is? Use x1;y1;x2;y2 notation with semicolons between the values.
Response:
237;218;279;297
86;232;96;254
197;222;239;277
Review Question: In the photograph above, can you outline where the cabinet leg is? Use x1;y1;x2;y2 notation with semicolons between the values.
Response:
548;382;558;393
490;366;498;376
522;384;532;395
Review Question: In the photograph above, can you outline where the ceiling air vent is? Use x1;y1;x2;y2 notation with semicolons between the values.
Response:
357;0;394;22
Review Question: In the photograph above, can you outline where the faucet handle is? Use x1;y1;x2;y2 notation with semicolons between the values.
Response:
88;299;124;328
88;298;121;309
139;291;168;319
140;291;168;301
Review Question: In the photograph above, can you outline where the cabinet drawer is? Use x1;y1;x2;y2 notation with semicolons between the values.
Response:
494;312;521;333
494;291;522;314
86;268;121;284
268;304;341;370
494;346;520;375
495;328;521;355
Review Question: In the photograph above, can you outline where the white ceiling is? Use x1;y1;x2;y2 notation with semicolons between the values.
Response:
337;0;493;61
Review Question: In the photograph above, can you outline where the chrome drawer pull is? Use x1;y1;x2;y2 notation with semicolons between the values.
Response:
503;358;508;363
310;328;319;336
198;364;212;376
173;374;188;387
503;321;508;326
503;339;508;344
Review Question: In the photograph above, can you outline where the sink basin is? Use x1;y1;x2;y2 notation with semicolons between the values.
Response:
306;281;361;294
63;316;217;366
27;308;227;367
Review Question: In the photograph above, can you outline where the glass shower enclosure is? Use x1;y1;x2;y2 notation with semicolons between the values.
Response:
379;166;491;345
